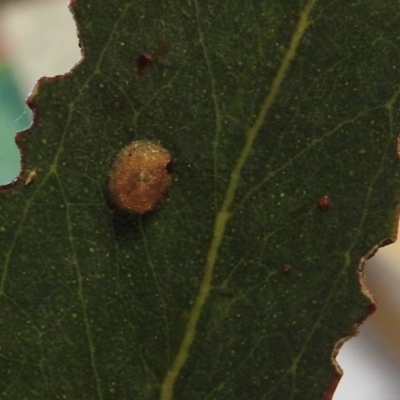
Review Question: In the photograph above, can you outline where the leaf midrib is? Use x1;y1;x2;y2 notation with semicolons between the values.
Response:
159;1;318;399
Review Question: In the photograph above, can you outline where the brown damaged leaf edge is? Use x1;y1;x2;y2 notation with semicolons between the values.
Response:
0;0;83;194
0;75;71;193
325;221;400;400
0;80;44;192
324;233;399;400
0;88;38;192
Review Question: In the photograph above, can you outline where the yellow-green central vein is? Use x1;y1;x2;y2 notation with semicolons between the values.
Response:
159;2;317;399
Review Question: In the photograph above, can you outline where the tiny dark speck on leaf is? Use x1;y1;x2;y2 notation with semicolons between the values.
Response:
216;289;234;299
136;53;152;74
136;40;171;75
282;264;292;273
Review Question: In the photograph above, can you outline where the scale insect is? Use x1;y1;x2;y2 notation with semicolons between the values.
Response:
108;140;172;214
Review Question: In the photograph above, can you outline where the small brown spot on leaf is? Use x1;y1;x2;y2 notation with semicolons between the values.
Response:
136;40;171;75
317;196;332;211
216;289;234;299
136;53;152;74
108;140;172;215
282;264;292;273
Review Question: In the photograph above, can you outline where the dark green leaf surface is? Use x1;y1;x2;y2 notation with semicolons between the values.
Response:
1;1;400;399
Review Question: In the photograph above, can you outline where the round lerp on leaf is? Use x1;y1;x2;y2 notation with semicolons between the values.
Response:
108;140;172;214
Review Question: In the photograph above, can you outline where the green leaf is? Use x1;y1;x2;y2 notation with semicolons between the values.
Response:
1;0;400;399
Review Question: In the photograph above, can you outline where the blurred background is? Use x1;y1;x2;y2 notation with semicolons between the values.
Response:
0;1;399;399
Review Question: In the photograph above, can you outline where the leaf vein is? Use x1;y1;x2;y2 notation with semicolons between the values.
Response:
159;1;318;399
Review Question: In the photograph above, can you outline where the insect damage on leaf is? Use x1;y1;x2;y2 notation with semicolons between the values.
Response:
108;140;172;215
135;40;171;75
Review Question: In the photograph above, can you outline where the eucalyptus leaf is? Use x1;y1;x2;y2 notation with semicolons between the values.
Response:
1;1;400;399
